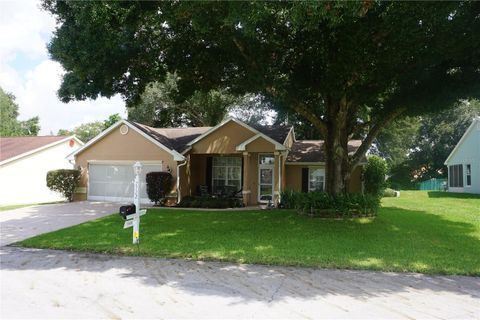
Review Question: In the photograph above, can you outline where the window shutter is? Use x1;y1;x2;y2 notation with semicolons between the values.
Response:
206;157;213;193
301;168;309;193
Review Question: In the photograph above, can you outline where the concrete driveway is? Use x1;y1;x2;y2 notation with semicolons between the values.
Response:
0;201;118;246
1;247;479;319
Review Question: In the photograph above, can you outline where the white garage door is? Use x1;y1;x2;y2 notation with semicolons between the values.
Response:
88;162;163;203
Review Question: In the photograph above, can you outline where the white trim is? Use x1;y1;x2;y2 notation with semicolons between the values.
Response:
445;117;480;165
67;119;186;161
88;195;153;204
258;153;275;203
236;134;266;151
285;161;367;166
177;160;188;203
286;162;325;166
181;146;192;155
87;161;163;203
120;124;129;135
211;156;243;192
308;167;326;192
283;126;295;145
465;163;472;187
87;160;164;165
0;136;84;166
186;117;286;151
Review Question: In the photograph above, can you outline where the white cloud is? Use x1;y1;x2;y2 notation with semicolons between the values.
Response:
0;0;126;135
0;0;54;61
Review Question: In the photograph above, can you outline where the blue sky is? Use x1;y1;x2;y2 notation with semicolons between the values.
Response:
0;0;125;135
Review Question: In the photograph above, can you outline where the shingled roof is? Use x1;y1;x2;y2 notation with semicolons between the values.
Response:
250;124;292;144
129;121;212;153
0;136;70;162
129;120;293;153
286;140;363;163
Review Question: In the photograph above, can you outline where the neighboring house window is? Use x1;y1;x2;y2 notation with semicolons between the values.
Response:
212;157;242;193
449;164;464;188
466;164;471;186
309;168;325;192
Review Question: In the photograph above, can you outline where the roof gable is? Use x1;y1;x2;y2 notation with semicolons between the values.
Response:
186;117;288;151
68;120;186;161
444;117;480;165
0;136;83;165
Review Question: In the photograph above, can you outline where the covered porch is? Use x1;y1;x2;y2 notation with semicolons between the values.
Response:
182;152;285;206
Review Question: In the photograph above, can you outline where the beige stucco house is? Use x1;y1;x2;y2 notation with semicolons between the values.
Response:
69;118;363;205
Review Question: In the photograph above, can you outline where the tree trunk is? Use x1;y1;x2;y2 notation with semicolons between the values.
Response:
324;99;351;195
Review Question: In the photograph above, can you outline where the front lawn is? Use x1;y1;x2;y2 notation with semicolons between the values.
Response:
17;191;480;275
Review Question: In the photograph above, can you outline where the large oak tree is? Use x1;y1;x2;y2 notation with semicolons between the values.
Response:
43;1;480;194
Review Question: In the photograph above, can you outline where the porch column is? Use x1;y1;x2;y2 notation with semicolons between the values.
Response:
274;151;281;205
242;152;251;206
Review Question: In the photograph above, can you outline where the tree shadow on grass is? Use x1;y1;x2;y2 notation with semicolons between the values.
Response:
427;191;480;199
1;207;480;310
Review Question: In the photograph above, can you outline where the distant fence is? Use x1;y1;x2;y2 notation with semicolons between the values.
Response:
418;178;447;191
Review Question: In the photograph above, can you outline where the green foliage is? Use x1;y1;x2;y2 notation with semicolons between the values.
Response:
42;1;480;193
46;169;81;202
178;196;243;209
408;100;480;181
57;113;122;142
127;73;251;127
58;121;104;143
374;116;421;167
364;156;388;196
280;190;380;218
103;113;121;129
145;172;173;205
382;100;480;189
0;87;40;136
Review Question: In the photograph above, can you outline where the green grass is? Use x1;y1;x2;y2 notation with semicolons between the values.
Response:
17;191;480;275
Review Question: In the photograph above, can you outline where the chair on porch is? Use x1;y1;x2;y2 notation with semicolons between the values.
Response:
197;185;210;197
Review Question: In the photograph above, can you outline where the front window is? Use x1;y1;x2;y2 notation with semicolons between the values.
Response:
466;164;471;186
449;164;464;188
309;168;325;192
212;157;242;193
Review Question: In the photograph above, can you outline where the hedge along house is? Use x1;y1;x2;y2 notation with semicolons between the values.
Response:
444;117;480;194
69;118;364;205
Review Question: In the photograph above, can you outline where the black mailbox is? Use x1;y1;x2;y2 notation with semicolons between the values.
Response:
119;204;136;220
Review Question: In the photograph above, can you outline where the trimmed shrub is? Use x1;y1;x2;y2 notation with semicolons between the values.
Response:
178;196;242;209
46;169;81;202
146;172;173;205
279;190;380;218
364;155;388;196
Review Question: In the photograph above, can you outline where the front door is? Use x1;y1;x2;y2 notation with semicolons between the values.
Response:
258;154;275;203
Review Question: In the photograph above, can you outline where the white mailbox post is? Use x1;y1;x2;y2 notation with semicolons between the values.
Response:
132;161;142;244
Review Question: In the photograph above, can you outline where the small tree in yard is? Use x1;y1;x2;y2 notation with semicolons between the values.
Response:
46;169;81;202
363;156;388;197
146;172;173;205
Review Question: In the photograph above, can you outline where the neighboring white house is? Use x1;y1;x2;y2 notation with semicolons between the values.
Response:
444;117;480;194
0;136;83;205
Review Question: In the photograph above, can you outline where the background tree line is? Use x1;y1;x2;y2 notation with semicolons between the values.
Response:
0;87;40;136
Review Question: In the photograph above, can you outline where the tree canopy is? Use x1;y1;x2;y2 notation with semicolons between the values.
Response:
57;113;122;142
0;87;40;137
42;1;480;193
127;73;243;127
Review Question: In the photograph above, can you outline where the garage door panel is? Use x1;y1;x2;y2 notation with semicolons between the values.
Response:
88;163;162;202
